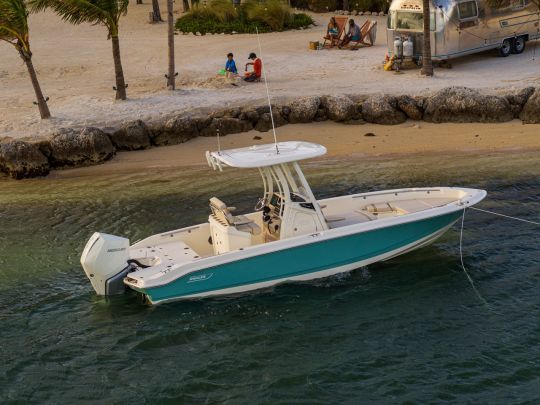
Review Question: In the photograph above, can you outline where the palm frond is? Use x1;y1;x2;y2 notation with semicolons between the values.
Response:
30;0;106;25
28;0;129;33
0;0;29;50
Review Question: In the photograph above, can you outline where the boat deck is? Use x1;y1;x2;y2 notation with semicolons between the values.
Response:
322;197;458;229
129;241;202;280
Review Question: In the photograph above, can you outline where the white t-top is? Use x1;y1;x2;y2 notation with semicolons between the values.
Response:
207;141;327;168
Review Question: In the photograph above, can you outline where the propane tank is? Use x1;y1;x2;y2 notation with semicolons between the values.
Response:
393;36;403;58
403;36;414;58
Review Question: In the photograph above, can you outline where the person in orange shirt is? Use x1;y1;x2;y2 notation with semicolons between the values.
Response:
244;52;262;82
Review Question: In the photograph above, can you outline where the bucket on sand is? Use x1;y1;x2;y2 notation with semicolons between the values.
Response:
309;41;320;50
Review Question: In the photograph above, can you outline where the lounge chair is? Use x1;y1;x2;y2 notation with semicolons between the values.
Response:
322;16;348;48
348;20;378;49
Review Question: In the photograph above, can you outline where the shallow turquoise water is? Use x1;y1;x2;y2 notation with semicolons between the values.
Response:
0;152;539;403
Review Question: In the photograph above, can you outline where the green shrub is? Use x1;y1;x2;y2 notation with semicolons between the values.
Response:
176;0;313;34
190;0;237;22
288;12;314;28
208;0;238;22
245;0;291;31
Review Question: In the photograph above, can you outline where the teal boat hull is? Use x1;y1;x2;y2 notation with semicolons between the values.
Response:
138;211;462;304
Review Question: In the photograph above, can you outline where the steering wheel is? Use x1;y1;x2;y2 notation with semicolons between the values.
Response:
254;197;266;211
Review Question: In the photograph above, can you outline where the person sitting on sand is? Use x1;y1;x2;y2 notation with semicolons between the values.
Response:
339;19;361;48
326;17;339;44
225;52;238;79
244;52;262;82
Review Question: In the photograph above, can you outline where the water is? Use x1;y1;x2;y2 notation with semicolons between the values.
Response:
1;151;539;403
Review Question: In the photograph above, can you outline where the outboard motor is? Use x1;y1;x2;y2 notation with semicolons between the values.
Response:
81;232;131;295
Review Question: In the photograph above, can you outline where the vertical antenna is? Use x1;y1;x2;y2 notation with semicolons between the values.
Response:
255;27;279;154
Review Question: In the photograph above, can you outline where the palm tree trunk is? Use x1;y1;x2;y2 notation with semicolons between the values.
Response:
152;0;163;22
420;0;433;76
111;36;127;100
23;55;51;119
166;0;176;90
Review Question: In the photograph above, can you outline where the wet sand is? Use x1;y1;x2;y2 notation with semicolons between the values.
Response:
50;121;540;179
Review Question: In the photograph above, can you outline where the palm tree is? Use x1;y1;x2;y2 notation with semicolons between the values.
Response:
0;0;51;118
420;0;433;76
31;0;129;100
151;0;163;22
165;0;176;89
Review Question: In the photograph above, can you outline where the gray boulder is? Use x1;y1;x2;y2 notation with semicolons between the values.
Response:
211;107;242;119
0;139;50;179
254;110;288;132
322;95;357;122
288;96;320;124
194;115;213;131
33;137;53;159
154;115;200;146
314;108;328;122
519;88;540;123
239;108;260;125
280;105;291;119
255;105;271;116
505;87;535;118
347;94;369;104
396;95;423;121
200;117;253;137
423;87;513;123
362;95;407;124
48;127;115;167
111;120;152;150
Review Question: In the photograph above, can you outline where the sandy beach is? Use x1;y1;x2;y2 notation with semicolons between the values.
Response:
48;120;540;178
2;1;540;139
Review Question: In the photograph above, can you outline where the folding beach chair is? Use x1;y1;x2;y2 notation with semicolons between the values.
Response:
349;20;378;49
322;16;348;48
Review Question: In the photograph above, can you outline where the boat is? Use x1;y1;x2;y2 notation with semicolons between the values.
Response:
80;141;486;304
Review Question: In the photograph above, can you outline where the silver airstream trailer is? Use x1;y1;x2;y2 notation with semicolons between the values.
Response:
386;0;540;60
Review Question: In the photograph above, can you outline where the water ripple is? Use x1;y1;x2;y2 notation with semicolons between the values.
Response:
0;152;539;402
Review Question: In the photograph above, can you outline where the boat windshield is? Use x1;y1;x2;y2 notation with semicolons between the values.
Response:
390;11;423;31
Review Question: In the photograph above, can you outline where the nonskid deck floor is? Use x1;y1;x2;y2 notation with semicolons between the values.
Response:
130;241;202;281
323;197;458;229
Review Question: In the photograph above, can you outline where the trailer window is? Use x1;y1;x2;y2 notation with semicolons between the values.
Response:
395;12;423;31
458;1;478;19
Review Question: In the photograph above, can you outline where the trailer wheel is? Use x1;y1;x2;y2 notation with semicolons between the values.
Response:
498;39;512;57
512;36;526;54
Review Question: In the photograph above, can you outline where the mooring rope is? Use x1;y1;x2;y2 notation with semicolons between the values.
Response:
459;205;539;307
469;206;540;226
459;208;490;307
